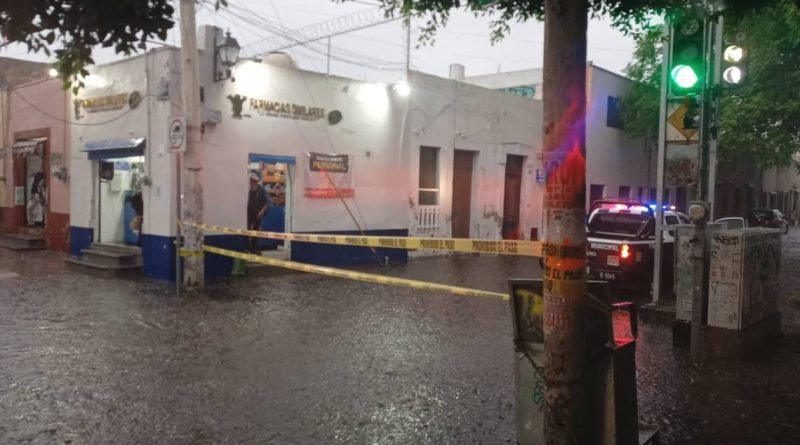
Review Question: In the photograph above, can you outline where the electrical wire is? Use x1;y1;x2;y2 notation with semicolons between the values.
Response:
217;1;405;71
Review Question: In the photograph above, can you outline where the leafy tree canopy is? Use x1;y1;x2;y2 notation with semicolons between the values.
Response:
623;0;800;168
0;0;227;91
338;0;778;44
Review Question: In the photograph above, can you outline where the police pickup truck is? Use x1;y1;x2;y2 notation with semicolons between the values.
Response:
586;199;689;290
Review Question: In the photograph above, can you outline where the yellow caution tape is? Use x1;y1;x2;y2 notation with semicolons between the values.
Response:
178;248;204;258
204;245;509;301
187;222;542;257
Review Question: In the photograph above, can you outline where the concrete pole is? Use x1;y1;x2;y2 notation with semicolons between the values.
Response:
179;0;204;287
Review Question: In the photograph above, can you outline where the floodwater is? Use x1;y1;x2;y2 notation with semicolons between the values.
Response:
1;237;800;444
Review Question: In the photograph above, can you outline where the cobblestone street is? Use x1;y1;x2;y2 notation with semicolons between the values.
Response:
1;231;800;444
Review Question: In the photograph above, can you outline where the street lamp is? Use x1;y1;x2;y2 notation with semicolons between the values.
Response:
214;30;241;82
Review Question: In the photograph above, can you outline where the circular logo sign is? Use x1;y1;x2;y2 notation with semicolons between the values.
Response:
169;118;185;150
129;91;142;109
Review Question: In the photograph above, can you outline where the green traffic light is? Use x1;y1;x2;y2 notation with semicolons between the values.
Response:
670;64;699;89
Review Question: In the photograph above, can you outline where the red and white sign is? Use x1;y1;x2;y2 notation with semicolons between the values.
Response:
304;152;355;198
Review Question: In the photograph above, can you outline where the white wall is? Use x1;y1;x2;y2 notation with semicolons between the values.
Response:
202;60;408;233
585;64;655;205
408;71;543;240
69;48;181;238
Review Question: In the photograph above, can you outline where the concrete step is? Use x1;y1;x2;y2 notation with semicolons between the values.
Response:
81;248;141;268
90;242;141;255
0;233;46;251
64;256;142;279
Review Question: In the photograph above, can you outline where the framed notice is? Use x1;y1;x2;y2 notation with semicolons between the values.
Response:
304;152;354;198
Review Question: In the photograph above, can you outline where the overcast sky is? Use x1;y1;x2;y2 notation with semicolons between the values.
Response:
1;0;637;83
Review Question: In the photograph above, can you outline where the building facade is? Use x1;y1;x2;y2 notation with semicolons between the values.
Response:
465;63;661;210
0;76;71;251
64;25;544;280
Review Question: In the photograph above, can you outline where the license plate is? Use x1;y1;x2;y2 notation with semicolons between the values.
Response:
600;272;617;280
607;256;620;266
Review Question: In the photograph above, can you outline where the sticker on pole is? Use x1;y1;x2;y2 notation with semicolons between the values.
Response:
168;116;186;153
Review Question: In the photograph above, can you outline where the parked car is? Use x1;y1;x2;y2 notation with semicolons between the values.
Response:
745;209;789;234
586;199;689;290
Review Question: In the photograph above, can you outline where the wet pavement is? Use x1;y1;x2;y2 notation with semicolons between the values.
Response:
1;233;800;444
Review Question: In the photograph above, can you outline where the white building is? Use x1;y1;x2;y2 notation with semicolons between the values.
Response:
66;26;544;280
465;63;663;210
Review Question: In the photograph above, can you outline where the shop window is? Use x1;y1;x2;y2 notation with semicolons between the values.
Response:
418;146;439;206
607;96;624;130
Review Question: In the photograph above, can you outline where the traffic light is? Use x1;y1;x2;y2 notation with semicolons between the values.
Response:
722;34;747;86
683;97;700;130
670;14;705;96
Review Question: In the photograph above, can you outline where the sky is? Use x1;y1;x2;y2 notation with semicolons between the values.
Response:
0;0;637;83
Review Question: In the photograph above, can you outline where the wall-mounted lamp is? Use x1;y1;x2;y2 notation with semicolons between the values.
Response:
214;30;241;82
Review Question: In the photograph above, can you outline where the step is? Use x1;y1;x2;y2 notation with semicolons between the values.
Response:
64;256;142;278
90;243;141;255
81;248;141;268
0;234;46;251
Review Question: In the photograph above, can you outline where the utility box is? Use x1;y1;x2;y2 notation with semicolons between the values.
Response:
707;228;781;330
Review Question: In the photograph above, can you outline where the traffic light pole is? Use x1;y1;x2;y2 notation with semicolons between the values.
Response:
652;20;671;306
707;16;723;220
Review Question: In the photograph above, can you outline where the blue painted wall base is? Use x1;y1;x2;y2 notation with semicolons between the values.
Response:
291;229;408;267
69;226;94;257
141;234;176;281
205;234;248;278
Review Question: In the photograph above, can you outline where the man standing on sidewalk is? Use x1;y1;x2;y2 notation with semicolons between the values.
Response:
247;172;269;253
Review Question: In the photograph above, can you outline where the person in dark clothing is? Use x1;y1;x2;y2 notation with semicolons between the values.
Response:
27;172;46;227
247;173;269;252
131;192;144;246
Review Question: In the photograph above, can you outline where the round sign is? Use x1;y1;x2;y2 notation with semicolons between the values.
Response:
169;118;185;150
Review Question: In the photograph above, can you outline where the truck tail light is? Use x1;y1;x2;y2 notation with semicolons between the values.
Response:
620;243;631;260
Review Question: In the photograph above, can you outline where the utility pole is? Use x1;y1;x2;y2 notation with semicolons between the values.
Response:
542;0;589;442
405;15;411;72
179;0;204;287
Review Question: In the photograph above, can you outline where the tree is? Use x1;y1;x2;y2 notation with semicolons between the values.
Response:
338;1;783;443
1;0;173;90
624;0;800;169
0;0;228;91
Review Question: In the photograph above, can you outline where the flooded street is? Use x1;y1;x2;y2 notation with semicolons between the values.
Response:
2;235;800;444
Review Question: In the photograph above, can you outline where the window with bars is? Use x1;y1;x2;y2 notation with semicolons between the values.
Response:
418;146;439;206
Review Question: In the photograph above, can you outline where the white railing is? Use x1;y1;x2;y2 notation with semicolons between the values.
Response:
417;206;440;232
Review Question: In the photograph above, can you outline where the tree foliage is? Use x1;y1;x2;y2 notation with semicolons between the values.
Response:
0;0;228;92
623;0;800;168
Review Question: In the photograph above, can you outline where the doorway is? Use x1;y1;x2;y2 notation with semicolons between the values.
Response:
451;150;474;238
12;138;47;229
96;156;145;246
248;154;294;259
502;154;524;240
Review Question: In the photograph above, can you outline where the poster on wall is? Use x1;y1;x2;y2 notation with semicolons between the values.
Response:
304;152;354;198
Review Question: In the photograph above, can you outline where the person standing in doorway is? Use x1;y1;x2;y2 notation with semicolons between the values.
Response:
247;172;269;253
131;191;144;246
27;171;46;227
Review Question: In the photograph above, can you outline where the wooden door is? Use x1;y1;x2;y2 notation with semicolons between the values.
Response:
502;155;524;239
451;150;473;238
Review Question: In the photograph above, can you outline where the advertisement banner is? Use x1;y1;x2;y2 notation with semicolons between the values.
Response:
304;152;354;198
